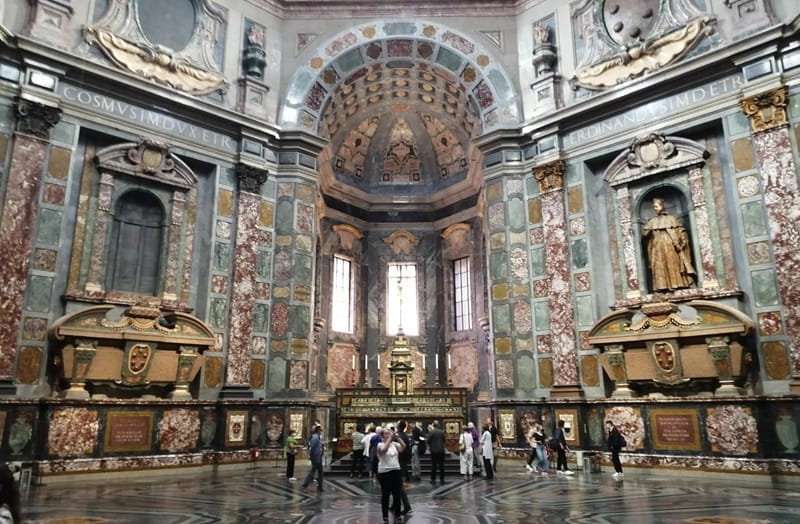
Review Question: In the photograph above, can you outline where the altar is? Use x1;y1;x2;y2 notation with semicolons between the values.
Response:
333;334;468;453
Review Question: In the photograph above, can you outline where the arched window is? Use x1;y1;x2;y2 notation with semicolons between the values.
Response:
106;190;165;295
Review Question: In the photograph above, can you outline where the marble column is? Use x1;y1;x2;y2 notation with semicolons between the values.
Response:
0;98;61;377
222;163;268;394
615;186;642;297
534;160;582;397
687;165;719;288
740;86;800;392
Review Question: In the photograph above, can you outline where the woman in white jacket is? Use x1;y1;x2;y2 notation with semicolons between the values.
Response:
479;423;494;480
458;425;474;481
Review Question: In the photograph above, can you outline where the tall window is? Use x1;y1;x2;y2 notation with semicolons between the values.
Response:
331;255;354;333
106;190;164;295
453;257;472;331
386;263;418;336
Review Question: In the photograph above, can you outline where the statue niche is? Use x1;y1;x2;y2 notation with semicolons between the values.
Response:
641;193;696;293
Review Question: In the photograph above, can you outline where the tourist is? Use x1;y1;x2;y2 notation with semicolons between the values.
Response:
350;424;365;478
301;425;325;491
427;421;446;484
409;421;422;481
479;423;494;480
606;420;626;479
361;424;378;482
396;420;412;482
377;427;411;522
486;417;501;472
0;463;20;524
532;422;548;475
467;422;482;476
459;425;474;481
552;420;573;475
283;428;300;481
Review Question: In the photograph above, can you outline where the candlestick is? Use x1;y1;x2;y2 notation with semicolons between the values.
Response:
448;354;452;369
435;356;438;370
377;354;381;369
422;355;426;370
364;354;368;370
352;355;355;370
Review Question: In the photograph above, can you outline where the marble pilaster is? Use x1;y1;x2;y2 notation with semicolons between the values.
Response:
0;98;60;377
687;166;718;287
534;160;581;396
224;164;268;388
84;172;114;295
615;186;641;297
741;86;800;389
162;191;185;304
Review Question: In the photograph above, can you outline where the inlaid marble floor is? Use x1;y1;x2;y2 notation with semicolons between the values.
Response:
20;461;800;524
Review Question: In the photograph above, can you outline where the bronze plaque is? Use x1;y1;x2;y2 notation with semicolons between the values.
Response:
104;411;154;452
650;409;701;451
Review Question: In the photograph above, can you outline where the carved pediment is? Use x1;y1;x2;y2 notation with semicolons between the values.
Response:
95;139;197;189
603;134;709;186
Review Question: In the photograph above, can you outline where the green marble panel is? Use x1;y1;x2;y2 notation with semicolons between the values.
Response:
213;243;230;271
508;197;526;230
290;305;310;334
517;354;535;391
530;246;545;276
267;358;285;393
571;238;588;269
293;254;312;283
492;304;511;332
565;163;581;186
25;275;53;313
261;179;276;198
741;201;767;238
576;295;594;327
789;93;800;119
52;121;76;145
726;111;750;136
436;47;462;72
253;303;269;333
336;48;364;73
256;251;271;280
525;177;538;196
533;301;550;329
36;208;62;245
490;252;509;280
275;201;295;235
0;104;13;129
751;269;779;307
385;22;417;35
209;298;228;329
219;167;236;188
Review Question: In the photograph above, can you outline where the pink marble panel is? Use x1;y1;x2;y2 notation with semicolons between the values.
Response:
158;408;200;452
509;247;528;280
325;32;357;56
688;168;717;284
541;190;579;386
326;344;356;390
225;192;260;386
450;343;479;390
615;189;640;294
752;129;800;375
48;408;99;457
0;135;47;375
512;300;532;334
271;302;289;336
495;359;514;389
289;359;308;389
705;405;757;456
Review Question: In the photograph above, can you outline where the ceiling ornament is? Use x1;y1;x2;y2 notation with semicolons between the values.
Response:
383;230;420;255
570;0;717;92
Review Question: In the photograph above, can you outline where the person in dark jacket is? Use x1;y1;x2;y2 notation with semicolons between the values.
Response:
606;420;625;479
427;421;446;484
552;420;573;475
301;425;325;492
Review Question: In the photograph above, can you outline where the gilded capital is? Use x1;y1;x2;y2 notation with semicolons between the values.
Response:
533;159;565;192
740;86;788;132
235;163;269;194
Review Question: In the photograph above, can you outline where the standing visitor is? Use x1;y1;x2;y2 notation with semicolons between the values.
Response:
409;421;422;481
427;421;446;485
396;420;412;483
479;423;494;480
284;428;300;481
486;417;501;472
532;422;548;475
458;425;474;482
377;427;411;523
467;422;482;477
301;425;325;492
350;424;365;478
551;420;573;475
606;420;626;479
0;463;20;524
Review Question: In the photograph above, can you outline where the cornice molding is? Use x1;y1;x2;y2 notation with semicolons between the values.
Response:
246;0;531;18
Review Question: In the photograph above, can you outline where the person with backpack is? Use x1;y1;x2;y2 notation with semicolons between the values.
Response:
606;420;626;479
551;419;573;475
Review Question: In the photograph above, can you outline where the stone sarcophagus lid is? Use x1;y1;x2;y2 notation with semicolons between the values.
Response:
49;303;214;399
589;301;754;397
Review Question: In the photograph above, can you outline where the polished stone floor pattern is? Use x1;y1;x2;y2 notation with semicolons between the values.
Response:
20;461;800;524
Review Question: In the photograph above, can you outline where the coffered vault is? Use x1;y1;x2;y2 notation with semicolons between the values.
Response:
280;20;521;217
